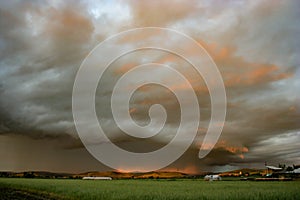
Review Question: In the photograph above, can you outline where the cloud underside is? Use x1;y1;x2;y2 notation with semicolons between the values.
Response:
0;0;299;172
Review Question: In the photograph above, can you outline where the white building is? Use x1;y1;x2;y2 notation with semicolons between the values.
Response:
83;177;112;180
204;175;222;181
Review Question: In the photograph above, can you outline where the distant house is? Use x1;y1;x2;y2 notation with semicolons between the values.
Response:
265;166;283;171
265;165;300;179
265;166;283;177
83;177;112;180
293;165;300;170
293;168;300;173
204;175;222;181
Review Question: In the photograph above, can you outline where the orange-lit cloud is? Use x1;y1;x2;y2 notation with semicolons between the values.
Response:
200;140;249;160
114;63;137;74
129;107;137;114
126;39;294;96
129;0;199;27
43;6;94;46
198;40;293;88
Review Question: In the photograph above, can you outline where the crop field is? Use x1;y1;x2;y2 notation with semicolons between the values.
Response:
0;178;299;200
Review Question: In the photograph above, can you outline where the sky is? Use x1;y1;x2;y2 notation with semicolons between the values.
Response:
0;0;299;173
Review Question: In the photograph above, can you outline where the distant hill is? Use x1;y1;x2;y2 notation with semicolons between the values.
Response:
0;171;194;179
218;168;265;177
77;171;189;179
0;171;72;179
0;168;267;179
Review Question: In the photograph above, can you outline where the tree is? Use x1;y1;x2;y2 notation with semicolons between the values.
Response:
286;166;293;171
278;163;286;169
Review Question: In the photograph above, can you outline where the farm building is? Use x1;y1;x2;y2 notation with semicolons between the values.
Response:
204;175;222;181
265;165;283;176
83;177;112;180
265;164;300;179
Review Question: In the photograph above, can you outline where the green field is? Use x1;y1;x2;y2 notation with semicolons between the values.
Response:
0;178;299;200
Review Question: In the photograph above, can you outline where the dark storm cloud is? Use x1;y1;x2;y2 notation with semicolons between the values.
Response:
0;0;299;172
0;1;94;137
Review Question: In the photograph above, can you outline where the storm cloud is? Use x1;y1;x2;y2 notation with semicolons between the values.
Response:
0;0;299;173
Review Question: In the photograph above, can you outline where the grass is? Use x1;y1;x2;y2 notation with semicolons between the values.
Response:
0;178;299;200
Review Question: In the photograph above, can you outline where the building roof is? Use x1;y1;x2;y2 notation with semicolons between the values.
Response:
265;166;283;170
293;168;300;173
